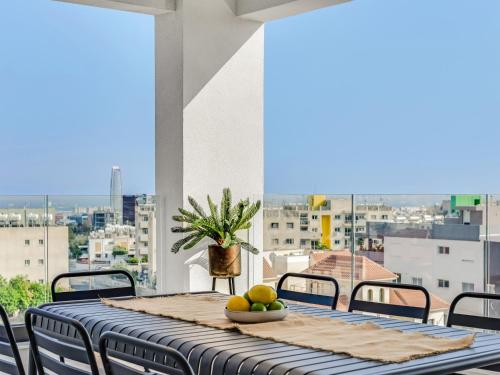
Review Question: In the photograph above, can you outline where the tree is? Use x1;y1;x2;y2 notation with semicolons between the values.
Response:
127;257;139;265
112;246;128;258
0;276;50;316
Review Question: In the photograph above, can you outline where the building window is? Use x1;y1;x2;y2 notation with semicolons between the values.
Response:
311;215;318;220
334;240;341;245
143;242;148;247
311;240;320;249
438;246;450;255
300;239;307;246
284;238;294;245
379;288;385;302
270;223;279;229
142;228;149;234
39;239;44;245
311;228;318;232
438;279;450;288
412;277;423;286
462;282;474;292
334;227;341;233
334;215;341;220
24;260;30;266
300;226;308;231
286;222;294;229
367;289;374;301
272;238;279;245
142;216;149;222
381;215;389;220
371;215;377;220
25;239;30;246
38;279;44;284
38;259;44;265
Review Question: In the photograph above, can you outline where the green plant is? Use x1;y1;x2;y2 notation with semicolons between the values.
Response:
171;188;261;254
127;257;139;265
141;255;148;263
112;246;128;258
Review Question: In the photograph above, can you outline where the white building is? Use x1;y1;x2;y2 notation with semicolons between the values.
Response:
384;235;484;315
88;224;136;263
0;226;68;284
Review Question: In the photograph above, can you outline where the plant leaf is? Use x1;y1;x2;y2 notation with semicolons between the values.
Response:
183;232;206;250
188;196;206;218
171;226;197;233
238;239;259;255
171;232;198;253
207;195;221;231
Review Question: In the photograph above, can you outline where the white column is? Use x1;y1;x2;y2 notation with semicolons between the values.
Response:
155;0;264;294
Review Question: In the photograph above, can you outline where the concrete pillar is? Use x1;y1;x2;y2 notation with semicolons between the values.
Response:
155;0;264;294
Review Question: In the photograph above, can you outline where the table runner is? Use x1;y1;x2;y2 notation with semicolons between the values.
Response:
102;294;474;363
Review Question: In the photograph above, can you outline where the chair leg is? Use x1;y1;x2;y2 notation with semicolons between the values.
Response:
212;278;216;291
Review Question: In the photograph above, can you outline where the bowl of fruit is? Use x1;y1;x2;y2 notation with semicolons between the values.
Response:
225;285;288;323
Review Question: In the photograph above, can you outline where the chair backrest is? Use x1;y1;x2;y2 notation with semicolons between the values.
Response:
51;270;136;302
348;281;431;323
276;272;340;309
0;305;25;375
447;292;500;330
99;332;195;375
25;307;100;375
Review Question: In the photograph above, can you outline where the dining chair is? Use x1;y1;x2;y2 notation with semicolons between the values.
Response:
51;269;136;302
348;281;431;323
99;331;195;375
25;307;100;375
447;292;500;372
276;272;340;309
0;304;25;375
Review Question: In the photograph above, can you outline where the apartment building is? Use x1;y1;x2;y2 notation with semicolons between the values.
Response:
135;196;157;280
264;195;394;252
0;226;68;283
87;224;136;262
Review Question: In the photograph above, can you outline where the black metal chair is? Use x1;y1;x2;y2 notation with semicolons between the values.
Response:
447;292;500;373
276;272;340;309
25;307;100;375
99;331;195;375
51;270;136;302
348;281;431;323
0;305;25;375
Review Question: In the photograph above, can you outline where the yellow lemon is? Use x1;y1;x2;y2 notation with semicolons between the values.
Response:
226;296;251;312
248;285;277;304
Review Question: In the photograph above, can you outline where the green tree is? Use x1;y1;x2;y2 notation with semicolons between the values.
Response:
0;276;50;316
112;246;128;258
127;257;139;265
141;255;148;263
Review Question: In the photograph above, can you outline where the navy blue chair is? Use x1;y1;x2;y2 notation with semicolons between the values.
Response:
0;304;25;375
348;281;431;323
25;307;100;375
99;332;195;375
51;270;136;302
447;292;500;372
276;272;339;309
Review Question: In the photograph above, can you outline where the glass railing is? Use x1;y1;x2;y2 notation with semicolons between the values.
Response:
1;192;499;327
0;194;157;322
261;193;499;325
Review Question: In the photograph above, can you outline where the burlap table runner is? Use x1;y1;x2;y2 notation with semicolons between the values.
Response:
102;294;474;363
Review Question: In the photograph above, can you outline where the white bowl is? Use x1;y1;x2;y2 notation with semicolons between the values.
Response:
224;306;289;323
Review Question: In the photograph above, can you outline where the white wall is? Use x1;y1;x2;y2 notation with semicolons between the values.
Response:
155;0;264;293
384;236;484;315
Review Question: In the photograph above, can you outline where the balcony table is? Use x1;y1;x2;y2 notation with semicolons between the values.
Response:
34;292;500;375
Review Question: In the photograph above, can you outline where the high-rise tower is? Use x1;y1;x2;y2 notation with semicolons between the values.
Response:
110;166;123;224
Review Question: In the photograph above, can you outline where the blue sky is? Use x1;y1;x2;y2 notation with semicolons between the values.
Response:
1;0;500;195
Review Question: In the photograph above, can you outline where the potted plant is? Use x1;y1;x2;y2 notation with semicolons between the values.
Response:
171;188;260;277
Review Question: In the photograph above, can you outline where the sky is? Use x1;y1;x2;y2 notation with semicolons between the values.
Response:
1;0;500;196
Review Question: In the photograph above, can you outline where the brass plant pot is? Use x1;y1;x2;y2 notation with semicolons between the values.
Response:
208;244;241;277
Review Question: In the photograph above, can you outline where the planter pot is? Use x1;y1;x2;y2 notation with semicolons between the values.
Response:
208;244;241;277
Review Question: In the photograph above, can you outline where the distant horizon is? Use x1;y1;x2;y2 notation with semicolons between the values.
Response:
2;0;500;195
